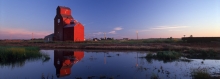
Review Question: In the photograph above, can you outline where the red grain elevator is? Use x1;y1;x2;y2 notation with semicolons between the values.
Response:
54;6;84;42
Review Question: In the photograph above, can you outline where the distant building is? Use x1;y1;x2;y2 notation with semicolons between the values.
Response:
107;38;114;40
51;6;84;42
123;38;129;40
182;37;220;43
93;38;99;41
100;37;114;40
44;33;54;42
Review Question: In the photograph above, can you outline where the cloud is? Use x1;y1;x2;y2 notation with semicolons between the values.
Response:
92;27;122;35
168;30;182;31
93;32;103;35
151;26;189;30
114;27;123;31
0;28;52;39
134;26;188;33
108;31;116;34
107;27;123;34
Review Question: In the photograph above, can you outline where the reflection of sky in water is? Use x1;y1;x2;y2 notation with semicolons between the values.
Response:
0;50;220;79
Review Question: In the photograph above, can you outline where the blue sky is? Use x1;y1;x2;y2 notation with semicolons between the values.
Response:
0;0;219;39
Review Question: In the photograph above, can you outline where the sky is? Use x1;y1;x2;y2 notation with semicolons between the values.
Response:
0;0;220;39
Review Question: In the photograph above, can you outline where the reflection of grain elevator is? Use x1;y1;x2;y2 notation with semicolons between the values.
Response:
54;6;84;42
54;50;84;77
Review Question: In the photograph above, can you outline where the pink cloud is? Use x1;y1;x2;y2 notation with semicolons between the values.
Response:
151;26;189;30
0;28;52;39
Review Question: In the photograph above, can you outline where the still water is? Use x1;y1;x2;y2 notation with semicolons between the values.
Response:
1;50;220;79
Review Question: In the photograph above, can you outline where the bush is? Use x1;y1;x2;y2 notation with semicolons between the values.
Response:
156;51;181;60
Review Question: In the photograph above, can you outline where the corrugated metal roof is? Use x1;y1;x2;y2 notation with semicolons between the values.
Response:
45;33;54;37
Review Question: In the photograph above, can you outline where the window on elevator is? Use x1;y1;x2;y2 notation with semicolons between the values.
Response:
58;19;60;23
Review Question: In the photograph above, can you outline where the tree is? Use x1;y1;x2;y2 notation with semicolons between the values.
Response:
100;38;105;40
169;37;173;40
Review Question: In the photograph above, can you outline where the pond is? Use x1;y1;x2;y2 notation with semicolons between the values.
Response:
1;50;220;79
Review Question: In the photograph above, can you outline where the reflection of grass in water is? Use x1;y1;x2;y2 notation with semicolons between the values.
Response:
0;46;50;67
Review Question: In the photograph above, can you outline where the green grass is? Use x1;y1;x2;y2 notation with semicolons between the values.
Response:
143;51;181;63
144;51;181;63
145;51;181;60
0;46;50;66
157;51;181;59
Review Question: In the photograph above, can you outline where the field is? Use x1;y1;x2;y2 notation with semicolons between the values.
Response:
0;39;219;52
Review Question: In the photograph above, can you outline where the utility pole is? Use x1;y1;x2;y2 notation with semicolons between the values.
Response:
32;33;33;40
10;34;12;40
136;31;138;40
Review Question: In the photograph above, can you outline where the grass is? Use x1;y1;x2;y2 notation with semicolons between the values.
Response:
145;51;181;60
157;51;181;59
143;51;181;63
191;68;211;79
0;46;50;66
